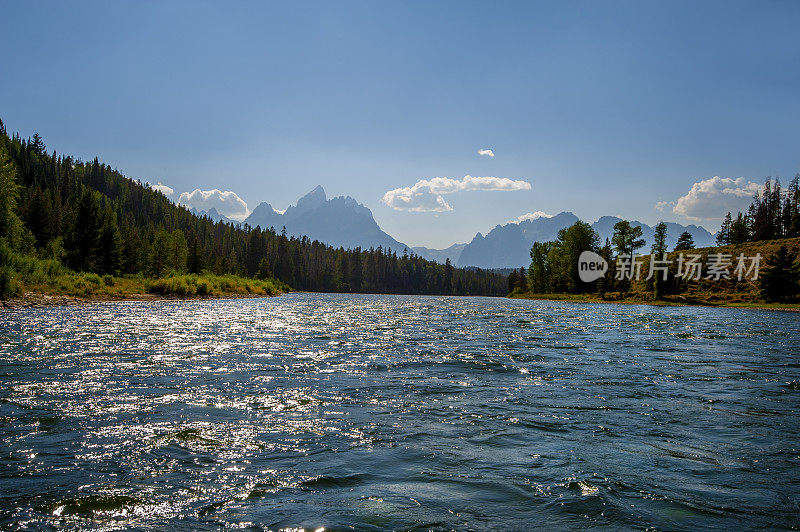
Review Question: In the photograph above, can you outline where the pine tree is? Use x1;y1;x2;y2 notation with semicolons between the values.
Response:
674;231;695;251
30;133;45;155
651;222;668;299
760;245;800;302
98;205;122;275
151;230;171;277
444;258;454;294
170;229;188;272
256;257;272;280
651;222;668;255
0;145;22;246
787;174;800;238
730;213;750;244
507;270;518;293
187;236;204;274
516;267;528;292
68;188;103;271
716;213;732;246
121;227;143;274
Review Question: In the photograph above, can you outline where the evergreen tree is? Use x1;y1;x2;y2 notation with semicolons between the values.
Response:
0;145;22;246
730;213;750;244
516;266;528;292
30;133;45;155
759;245;800;302
651;222;668;255
121;227;144;274
507;270;518;293
256;257;272;280
98;205;122;275
170;229;188;272
651;222;668;299
187;235;204;274
151;230;171;277
444;258;454;294
674;231;695;251
68;188;103;271
716;213;732;246
786;174;800;238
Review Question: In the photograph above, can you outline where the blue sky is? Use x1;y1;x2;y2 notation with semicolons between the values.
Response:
2;1;799;247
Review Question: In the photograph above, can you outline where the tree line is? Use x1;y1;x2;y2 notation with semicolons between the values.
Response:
510;220;697;294
716;176;800;245
509;217;800;302
0;121;506;297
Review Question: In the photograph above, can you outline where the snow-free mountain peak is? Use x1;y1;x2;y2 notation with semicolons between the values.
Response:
286;185;327;219
243;187;410;253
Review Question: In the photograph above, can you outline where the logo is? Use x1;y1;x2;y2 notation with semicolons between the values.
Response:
578;251;608;282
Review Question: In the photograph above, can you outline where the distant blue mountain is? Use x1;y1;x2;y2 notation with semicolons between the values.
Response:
453;213;715;269
190;207;237;225
457;212;579;268
412;243;467;264
244;186;411;252
591;216;715;251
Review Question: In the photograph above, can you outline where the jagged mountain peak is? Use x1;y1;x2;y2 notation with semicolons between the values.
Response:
242;186;410;253
297;185;326;207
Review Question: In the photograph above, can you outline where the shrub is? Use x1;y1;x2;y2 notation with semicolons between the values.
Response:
196;279;211;296
0;265;19;299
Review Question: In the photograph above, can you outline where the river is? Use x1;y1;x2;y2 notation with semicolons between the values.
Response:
1;293;799;530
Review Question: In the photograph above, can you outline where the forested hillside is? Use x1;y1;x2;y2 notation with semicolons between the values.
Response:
508;216;800;305
0;120;506;299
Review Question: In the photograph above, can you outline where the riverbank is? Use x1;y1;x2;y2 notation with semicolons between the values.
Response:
0;290;282;310
0;272;288;310
508;292;800;311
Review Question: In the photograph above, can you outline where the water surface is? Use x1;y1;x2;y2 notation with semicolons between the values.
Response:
1;294;799;530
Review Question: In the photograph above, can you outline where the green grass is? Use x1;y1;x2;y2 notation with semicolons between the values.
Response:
509;291;800;310
0;250;288;301
145;273;286;297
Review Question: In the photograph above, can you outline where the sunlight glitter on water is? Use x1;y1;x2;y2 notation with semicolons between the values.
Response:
1;294;800;530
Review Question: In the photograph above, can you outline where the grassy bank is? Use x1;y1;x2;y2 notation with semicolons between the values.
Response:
509;291;800;311
1;251;288;305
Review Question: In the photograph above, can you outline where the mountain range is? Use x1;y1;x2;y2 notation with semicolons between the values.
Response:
243;186;410;252
189;207;236;225
453;213;715;269
207;186;716;270
411;243;467;265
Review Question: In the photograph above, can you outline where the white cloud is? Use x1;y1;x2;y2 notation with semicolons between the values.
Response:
178;189;251;221
654;200;674;212
382;175;531;212
510;211;553;223
672;176;760;221
478;149;495;158
151;182;174;196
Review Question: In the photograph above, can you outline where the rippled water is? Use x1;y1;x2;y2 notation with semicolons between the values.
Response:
1;294;799;530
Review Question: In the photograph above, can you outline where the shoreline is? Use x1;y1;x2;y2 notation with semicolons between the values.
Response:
4;290;799;312
508;293;800;312
0;291;283;310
